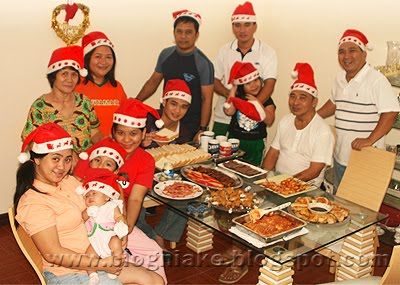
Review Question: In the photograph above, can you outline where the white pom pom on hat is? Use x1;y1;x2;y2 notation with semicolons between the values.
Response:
80;68;88;77
18;152;30;164
155;119;164;129
223;102;232;109
291;70;298;79
75;185;85;195
366;43;373;51
79;152;89;160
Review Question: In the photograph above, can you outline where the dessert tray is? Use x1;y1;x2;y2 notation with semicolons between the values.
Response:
218;159;267;178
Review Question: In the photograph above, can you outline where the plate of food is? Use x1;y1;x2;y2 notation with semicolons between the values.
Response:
153;180;203;200
254;174;317;198
207;187;260;213
289;196;350;225
152;128;178;143
181;164;243;189
218;160;267;178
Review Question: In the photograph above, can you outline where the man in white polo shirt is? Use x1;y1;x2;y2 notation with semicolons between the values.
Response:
212;1;277;136
318;29;400;192
263;63;334;187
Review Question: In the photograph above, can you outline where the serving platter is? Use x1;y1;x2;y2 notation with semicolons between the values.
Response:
181;164;243;190
218;159;267;179
208;187;261;213
153;180;203;200
254;174;317;198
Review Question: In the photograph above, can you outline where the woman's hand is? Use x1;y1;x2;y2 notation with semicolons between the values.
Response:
142;132;155;148
100;253;125;275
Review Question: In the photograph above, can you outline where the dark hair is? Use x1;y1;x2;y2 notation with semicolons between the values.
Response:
236;77;263;99
174;16;199;33
83;47;117;87
111;123;145;138
13;152;47;215
46;67;81;88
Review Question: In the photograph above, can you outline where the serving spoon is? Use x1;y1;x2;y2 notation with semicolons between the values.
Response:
249;202;292;222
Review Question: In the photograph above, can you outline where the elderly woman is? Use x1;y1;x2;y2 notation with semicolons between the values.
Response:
76;31;127;137
21;45;102;158
14;123;163;284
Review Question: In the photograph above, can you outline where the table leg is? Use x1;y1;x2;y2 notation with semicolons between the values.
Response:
186;219;214;253
335;225;376;281
258;258;294;285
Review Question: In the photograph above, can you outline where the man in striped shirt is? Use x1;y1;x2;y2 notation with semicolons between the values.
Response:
318;29;399;192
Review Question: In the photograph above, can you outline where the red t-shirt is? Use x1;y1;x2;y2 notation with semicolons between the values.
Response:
75;79;127;136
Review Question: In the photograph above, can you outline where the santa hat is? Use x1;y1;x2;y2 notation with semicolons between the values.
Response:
338;29;372;51
47;45;87;77
161;79;192;104
113;98;164;129
231;2;256;23
78;137;126;167
228;61;260;85
173;9;202;26
224;97;265;122
76;168;121;200
18;123;73;163
82;31;114;56
290;62;318;97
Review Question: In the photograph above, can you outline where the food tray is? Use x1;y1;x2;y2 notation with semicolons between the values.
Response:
208;188;263;213
254;174;317;198
218;159;267;178
232;210;307;242
181;164;243;190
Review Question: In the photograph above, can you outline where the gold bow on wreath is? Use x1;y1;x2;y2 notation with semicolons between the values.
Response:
51;3;90;45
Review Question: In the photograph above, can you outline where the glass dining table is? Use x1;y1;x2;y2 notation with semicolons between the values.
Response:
147;163;387;284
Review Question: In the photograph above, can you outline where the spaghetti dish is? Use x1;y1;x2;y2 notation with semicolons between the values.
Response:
162;182;201;199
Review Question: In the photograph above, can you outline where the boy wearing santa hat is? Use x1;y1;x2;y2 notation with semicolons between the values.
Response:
263;62;334;187
318;29;399;192
212;1;277;137
135;9;214;142
223;61;275;165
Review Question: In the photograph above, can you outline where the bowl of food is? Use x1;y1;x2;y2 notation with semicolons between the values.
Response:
308;202;332;214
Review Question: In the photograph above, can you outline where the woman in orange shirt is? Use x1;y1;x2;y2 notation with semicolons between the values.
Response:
76;31;127;137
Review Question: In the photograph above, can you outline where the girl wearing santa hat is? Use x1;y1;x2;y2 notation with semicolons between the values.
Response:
223;61;276;166
76;31;127;137
21;45;103;163
14;123;163;284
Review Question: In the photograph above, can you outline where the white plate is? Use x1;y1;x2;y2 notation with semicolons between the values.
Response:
153;172;181;183
254;174;317;198
153;180;203;200
218;159;267;178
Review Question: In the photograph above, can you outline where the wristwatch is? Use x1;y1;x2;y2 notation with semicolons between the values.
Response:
199;126;208;131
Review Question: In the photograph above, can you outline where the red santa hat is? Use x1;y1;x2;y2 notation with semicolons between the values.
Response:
78;137;127;167
77;168;121;200
338;29;372;51
161;79;192;104
228;61;260;85
82;31;114;56
290;62;318;98
224;97;265;122
47;45;87;77
113;98;164;129
18;123;73;163
231;2;256;23
173;9;202;26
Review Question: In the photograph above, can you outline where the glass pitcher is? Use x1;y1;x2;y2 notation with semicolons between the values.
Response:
386;41;400;66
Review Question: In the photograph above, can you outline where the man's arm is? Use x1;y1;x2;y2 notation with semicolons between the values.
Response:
214;78;230;98
257;78;276;104
262;147;279;171
293;162;326;182
200;84;214;128
317;99;336;119
135;72;163;102
125;184;148;233
352;111;398;150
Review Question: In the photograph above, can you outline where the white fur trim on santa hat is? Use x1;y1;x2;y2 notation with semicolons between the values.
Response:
291;83;318;97
249;100;266;121
113;113;147;128
161;91;192;104
231;14;256;23
84;39;114;56
175;11;202;25
47;59;84;75
82;181;120;200
18;152;30;164
89;147;124;167
31;138;73;154
338;36;371;51
233;70;260;85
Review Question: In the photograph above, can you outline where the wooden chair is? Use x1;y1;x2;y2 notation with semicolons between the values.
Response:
318;147;396;274
320;245;400;284
8;206;46;284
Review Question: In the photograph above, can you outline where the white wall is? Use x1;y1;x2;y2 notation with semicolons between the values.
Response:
2;0;399;214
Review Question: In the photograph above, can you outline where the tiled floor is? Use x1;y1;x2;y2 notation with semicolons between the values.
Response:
0;206;392;284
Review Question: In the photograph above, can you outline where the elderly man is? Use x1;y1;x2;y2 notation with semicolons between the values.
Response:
263;63;334;187
212;1;277;136
318;29;400;191
136;9;214;141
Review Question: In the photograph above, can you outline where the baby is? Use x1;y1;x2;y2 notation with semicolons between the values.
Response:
77;168;128;284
